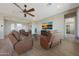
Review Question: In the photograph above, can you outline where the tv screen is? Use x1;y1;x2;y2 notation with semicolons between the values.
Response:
42;24;52;29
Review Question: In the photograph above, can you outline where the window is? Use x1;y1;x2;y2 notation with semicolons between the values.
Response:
16;24;22;31
11;23;26;31
11;24;15;31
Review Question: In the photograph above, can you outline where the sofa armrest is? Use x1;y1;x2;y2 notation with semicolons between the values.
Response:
40;35;50;49
8;33;18;46
14;39;33;54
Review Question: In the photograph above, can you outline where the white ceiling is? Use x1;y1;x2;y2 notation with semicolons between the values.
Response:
0;3;79;21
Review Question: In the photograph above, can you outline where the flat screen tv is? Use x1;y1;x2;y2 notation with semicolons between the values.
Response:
42;22;52;29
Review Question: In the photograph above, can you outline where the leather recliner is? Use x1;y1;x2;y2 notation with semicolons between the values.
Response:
8;30;33;54
40;30;61;49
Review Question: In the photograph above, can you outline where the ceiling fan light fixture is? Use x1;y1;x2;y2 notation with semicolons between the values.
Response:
47;3;52;6
24;14;26;17
24;5;27;8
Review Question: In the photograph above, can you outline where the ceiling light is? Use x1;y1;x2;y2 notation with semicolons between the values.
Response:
47;3;52;6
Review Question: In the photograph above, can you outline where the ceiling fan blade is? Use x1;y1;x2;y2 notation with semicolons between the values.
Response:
13;3;35;17
26;12;35;17
13;3;23;11
27;8;35;12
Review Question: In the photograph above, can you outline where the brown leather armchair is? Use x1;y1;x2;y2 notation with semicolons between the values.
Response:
8;30;33;54
40;30;52;49
40;30;61;49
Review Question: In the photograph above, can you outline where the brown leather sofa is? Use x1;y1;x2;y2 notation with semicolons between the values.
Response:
8;30;33;54
19;29;29;36
40;30;61;49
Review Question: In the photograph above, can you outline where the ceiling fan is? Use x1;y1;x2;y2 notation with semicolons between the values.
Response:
13;3;35;17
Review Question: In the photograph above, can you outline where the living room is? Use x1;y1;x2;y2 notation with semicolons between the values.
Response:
0;3;79;56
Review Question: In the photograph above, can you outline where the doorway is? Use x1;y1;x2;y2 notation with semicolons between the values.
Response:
65;17;76;40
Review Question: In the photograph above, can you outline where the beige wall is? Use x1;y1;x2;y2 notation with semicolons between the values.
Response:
0;17;4;39
35;13;65;39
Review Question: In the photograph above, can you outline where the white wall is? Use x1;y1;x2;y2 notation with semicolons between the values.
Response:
0;18;4;39
4;20;15;35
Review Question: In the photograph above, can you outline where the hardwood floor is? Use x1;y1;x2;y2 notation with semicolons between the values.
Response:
31;39;79;56
0;38;79;56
